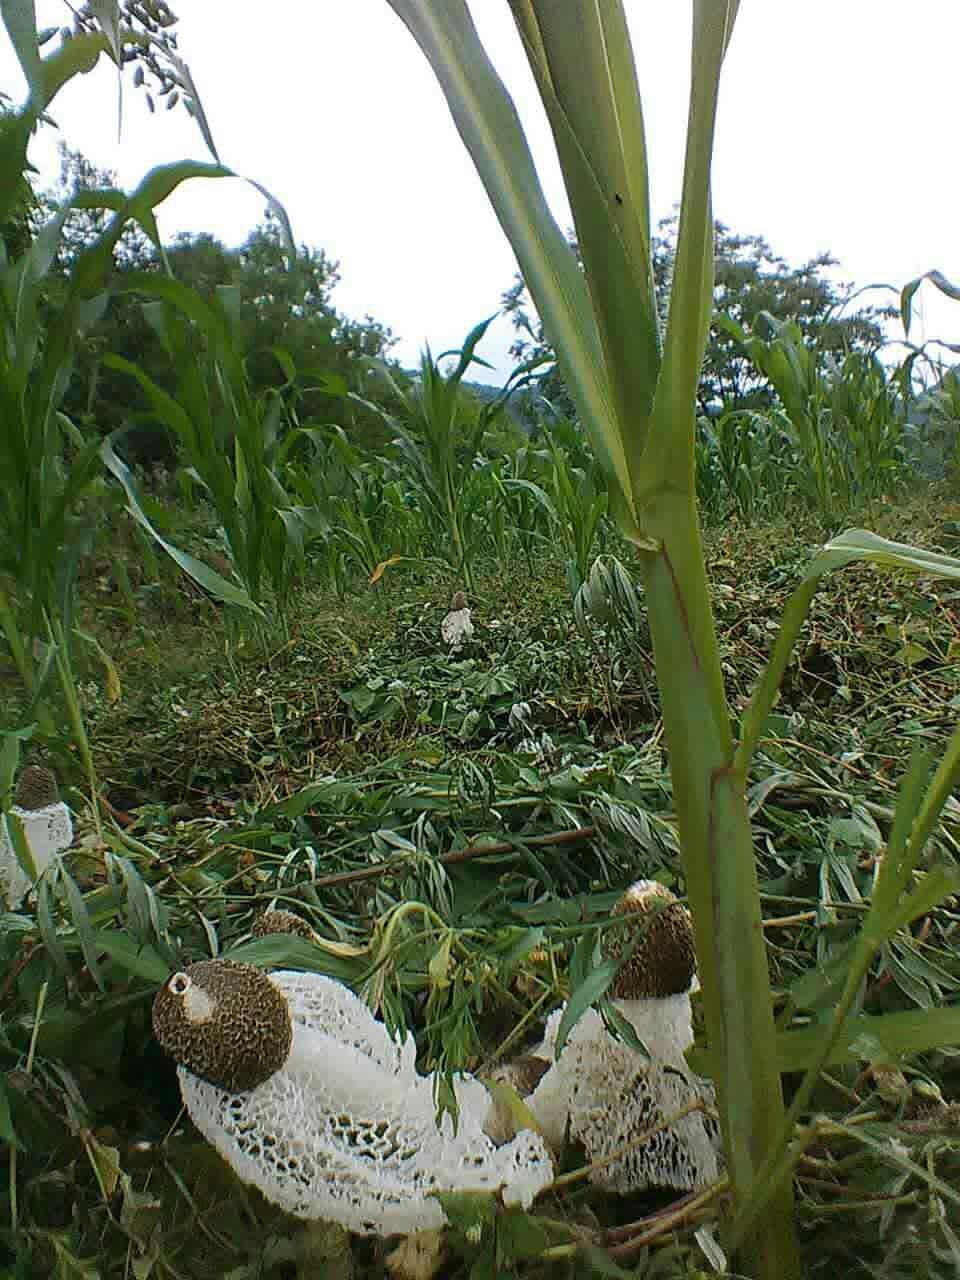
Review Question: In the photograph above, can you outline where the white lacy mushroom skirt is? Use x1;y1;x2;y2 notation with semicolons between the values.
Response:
527;1005;722;1193
177;971;554;1235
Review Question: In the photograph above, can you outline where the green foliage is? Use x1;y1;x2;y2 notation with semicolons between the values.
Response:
5;506;960;1276
503;219;891;420
720;313;908;524
363;317;526;590
102;274;319;623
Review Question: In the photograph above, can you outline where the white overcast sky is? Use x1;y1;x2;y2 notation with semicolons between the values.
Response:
3;2;959;383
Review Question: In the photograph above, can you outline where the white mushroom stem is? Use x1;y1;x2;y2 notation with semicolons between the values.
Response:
611;993;697;1070
0;802;73;909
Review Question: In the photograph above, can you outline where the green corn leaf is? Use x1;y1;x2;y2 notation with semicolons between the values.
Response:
385;0;632;527
509;0;661;484
101;434;264;614
1;0;45;102
738;531;960;772
60;867;107;992
647;1;741;495
900;268;960;338
554;956;619;1058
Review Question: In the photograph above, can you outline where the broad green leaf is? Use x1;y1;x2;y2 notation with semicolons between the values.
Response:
554;956;619;1057
433;1189;496;1236
64;929;169;983
1;0;45;101
509;0;661;484
385;0;632;526
101;435;264;614
807;528;960;582
648;1;741;495
60;867;107;992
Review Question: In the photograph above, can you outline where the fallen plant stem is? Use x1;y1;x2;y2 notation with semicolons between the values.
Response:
304;825;597;891
606;1177;730;1260
761;911;817;929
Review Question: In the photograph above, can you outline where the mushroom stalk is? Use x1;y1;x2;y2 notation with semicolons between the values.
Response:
516;881;721;1193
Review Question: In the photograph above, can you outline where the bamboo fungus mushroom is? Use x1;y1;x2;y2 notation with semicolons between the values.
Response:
0;766;73;909
440;591;473;651
153;962;553;1235
521;880;721;1193
251;908;320;943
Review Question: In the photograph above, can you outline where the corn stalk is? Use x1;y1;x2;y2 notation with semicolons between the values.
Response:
381;2;797;1273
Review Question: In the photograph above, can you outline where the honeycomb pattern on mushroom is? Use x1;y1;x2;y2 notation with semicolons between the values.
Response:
163;968;554;1235
604;880;697;1000
153;960;292;1092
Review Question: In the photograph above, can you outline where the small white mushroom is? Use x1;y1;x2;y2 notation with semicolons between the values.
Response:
523;881;721;1193
440;592;473;651
153;962;553;1236
0;766;73;909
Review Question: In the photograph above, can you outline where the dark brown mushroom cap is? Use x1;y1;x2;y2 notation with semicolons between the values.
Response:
152;960;292;1092
492;1054;551;1097
449;591;468;612
13;765;59;811
251;909;318;942
604;881;696;999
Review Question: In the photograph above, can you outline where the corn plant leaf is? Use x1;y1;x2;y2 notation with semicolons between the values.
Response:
805;529;960;582
900;269;960;338
509;0;660;486
60;867;107;992
1;0;45;102
646;0;740;495
101;435;264;614
385;0;634;528
738;530;960;771
71;161;232;293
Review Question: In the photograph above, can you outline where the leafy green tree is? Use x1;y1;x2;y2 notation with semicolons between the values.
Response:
40;148;398;458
